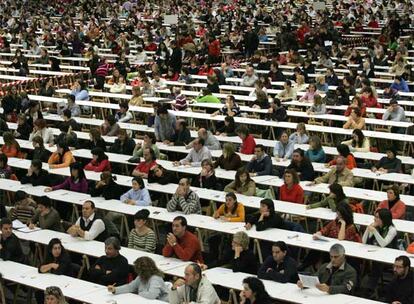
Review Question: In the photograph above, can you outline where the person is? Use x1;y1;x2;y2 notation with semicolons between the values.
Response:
363;208;397;249
61;109;81;131
192;159;217;189
277;80;297;101
289;123;309;144
305;135;326;163
1;131;21;157
224;167;256;196
258;241;298;283
90;171;124;200
328;144;357;170
148;164;177;185
84;147;111;172
231;232;257;274
115;102;133;123
307;183;348;212
167;120;191;146
383;99;406;122
343;108;366;130
107;256;169;301
21;159;50;186
29;196;63;231
216;116;236;136
132;147;157;178
120;176;152;206
45;162;88;193
299;83;317;103
162;216;203;262
236;125;256;154
174;138;212;167
128;209;156;253
0;217;24;263
66;201;107;241
47;141;75;169
43;286;67;304
29;135;51;162
169;263;219;304
0;153;12;179
83;128;107;151
240;276;272;304
246;144;273;177
345;96;366;117
390;75;409;93
211;95;240;117
129;86;145;106
10;190;36;224
279;169;304;204
274;131;294;160
341;129;370;152
109;129;135;155
376;185;406;219
214;143;242;170
59;95;80;118
130;133;160;161
371;146;402;174
297;243;357;295
245;199;285;231
100;115;120;136
213;192;245;222
313;156;354;187
287;148;315;181
386;256;413;304
39;238;72;276
29;118;54;144
88;237;129;286
155;106;176;142
166;178;201;214
313;202;361;243
14;113;31;140
188;128;221;151
195;88;221;104
241;66;259;87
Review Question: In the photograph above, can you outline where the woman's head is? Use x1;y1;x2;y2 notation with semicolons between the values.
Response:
91;147;107;162
283;168;300;185
44;286;65;304
236;125;249;139
336;144;351;157
47;238;65;259
34;118;47;130
374;208;393;229
134;209;150;228
70;162;85;180
56;141;69;155
350;107;361;119
222;142;236;158
336;202;354;225
134;256;163;283
352;129;365;145
132;176;145;190
308;83;316;92
224;115;235;128
296;122;306;134
232;231;249;251
387;184;400;201
260;198;275;215
143;133;156;145
313;94;322;105
89;128;101;141
151;164;165;178
201;159;214;173
224;192;238;213
309;135;322;150
241;277;270;302
328;183;346;201
235;167;251;185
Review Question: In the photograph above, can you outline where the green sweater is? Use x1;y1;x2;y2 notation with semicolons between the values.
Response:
196;95;221;103
307;197;348;212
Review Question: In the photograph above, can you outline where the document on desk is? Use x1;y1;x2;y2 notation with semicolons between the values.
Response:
299;274;320;288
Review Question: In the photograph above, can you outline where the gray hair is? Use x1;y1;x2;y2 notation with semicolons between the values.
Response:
233;231;250;250
104;237;121;250
330;243;345;256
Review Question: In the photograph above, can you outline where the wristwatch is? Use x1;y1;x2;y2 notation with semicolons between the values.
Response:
172;242;177;246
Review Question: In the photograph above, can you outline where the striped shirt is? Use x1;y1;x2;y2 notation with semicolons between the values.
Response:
128;228;156;253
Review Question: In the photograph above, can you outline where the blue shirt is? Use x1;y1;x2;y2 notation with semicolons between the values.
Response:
120;188;151;206
273;141;295;159
390;79;409;92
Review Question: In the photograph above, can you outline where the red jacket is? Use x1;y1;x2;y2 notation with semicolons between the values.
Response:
377;200;406;219
279;183;304;204
208;39;221;57
84;159;111;172
134;160;157;174
240;135;256;155
162;231;204;263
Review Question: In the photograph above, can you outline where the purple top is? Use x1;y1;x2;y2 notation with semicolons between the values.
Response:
52;177;88;193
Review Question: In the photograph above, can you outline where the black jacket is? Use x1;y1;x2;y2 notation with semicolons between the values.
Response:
258;255;298;283
21;169;50;186
246;212;285;231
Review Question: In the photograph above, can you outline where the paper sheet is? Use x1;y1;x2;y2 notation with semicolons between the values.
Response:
299;274;320;288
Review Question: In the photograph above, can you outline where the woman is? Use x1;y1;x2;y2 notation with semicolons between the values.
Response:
307;95;326;115
313;202;361;242
236;126;256;155
328;144;357;170
216;116;236;136
70;79;89;101
192;159;217;189
307;183;348;212
82;128;107;151
316;75;328;92
45;162;88;193
245;199;285;231
107;256;169;301
43;286;67;304
39;78;55;97
376;185;406;219
224;167;256;196
341;129;370;152
109;129;135;155
299;83;317;103
100;115;120;136
84;147;111;172
47;141;75;169
25;101;43;127
361;86;380;109
240;277;272;304
213;192;245;222
371;146;402;174
90;171;124;200
214;142;242;171
289;122;308;144
120;176;151;206
128;209;156;253
30;136;51;162
232;232;257;274
39;238;72;276
29;119;54;144
14;113;32;140
130;133;160;162
345;97;366;117
343;108;366;130
148;164;177;185
305;135;326;163
129;86;145;106
168;120;191;146
279;169;304;204
1;131;21;157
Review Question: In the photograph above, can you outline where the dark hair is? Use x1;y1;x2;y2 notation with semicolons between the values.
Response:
336;144;351;157
375;208;394;229
336;202;354;226
31;159;42;170
236;125;249;137
196;137;205;146
91;147;108;162
260;198;275;215
242;277;271;302
132;176;145;189
0;217;12;227
144;147;156;160
234;167;253;189
173;216;187;227
395;255;411;268
63;109;72;119
388;184;400;201
70;162;86;180
224;192;239;214
224;116;235;129
328;183;346;203
38;196;52;208
120;102;129;110
157;106;169;115
15;190;27;202
46;238;66;257
106;115;116;125
84;200;95;209
254;144;265;152
351;129;365;148
351;107;361;117
273;241;288;252
134;209;150;221
67;94;75;103
0;154;7;167
283;168;300;184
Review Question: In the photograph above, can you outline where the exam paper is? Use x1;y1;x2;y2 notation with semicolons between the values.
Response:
299;274;320;288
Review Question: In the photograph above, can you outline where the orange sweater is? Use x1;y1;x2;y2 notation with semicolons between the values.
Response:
48;151;75;169
215;203;245;222
1;144;20;158
329;154;357;170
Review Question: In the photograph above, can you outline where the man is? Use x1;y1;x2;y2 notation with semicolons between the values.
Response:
170;263;220;304
29;196;63;231
325;68;339;86
0;218;25;263
258;241;298;283
243;25;259;58
297;243;357;295
67;201;107;241
154;106;176;142
312;156;354;187
268;61;286;82
211;95;240;117
246;144;273;176
383;99;407;134
162;216;203;262
187;128;221;150
241;66;258;87
151;73;167;90
20;159;50;186
386;255;413;304
88;237;129;286
132;147;157;178
166;179;201;214
286;148;315;181
390;76;409;93
174;138;212;167
115;102;133;123
61;109;81;131
273;132;294;160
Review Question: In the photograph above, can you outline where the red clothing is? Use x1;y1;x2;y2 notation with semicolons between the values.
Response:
1;144;19;158
345;106;366;117
296;26;310;45
240;135;256;154
279;183;304;204
320;220;362;243
208;39;221;57
377;200;406;219
197;67;215;76
361;95;379;108
329;154;357;170
162;231;203;263
144;43;158;52
368;21;379;28
196;28;208;37
166;73;180;81
134;160;157;174
84;159;111;172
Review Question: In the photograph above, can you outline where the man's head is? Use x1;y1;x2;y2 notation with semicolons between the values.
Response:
193;138;205;152
272;241;288;263
197;128;207;139
335;155;346;172
246;66;254;77
62;109;72;121
0;218;12;239
81;200;95;219
393;256;410;278
389;99;399;112
30;159;42;173
119;102;129;113
184;263;202;287
254;144;265;158
172;216;187;238
143;147;155;162
329;243;346;268
37;196;52;214
104;237;121;258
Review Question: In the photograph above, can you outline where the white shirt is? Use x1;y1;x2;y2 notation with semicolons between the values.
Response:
75;213;105;241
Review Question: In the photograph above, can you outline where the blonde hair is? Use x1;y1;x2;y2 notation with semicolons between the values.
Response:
233;231;250;250
223;142;236;158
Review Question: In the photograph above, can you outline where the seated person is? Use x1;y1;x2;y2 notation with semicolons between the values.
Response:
231;231;257;275
383;99;406;122
195;88;221;104
130;133;160;161
214;142;242;171
377;185;406;219
385;256;413;304
246;144;273;177
128;209;156;253
187;128;221;151
307;183;347;212
224;167;256;196
212;95;240;117
10;191;36;224
0;154;12;179
109;129;135;155
236;125;256;155
245;199;285;231
343;108;365;130
173;138;212;167
306;95;326;115
45;162;88;193
313;156;354;187
305;135;326;163
341;129;370;152
192;159;217;189
90;171;124;200
286;148;315;181
47;141;75;169
21;159;50;186
289;123;309;144
213;192;245;222
148;164;177;185
297;244;357;295
84;147;111;172
120;176;151;206
328;144;357;170
39;238;72;276
132;147;157;179
166;178;201;214
274;131;294;160
29;196;63;231
167;120;191;146
277;80;297;101
371;146;402;174
162;216;203;262
279;169;304;204
0;217;25;263
115;102;133;123
88;237;129;286
258;241;298;283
